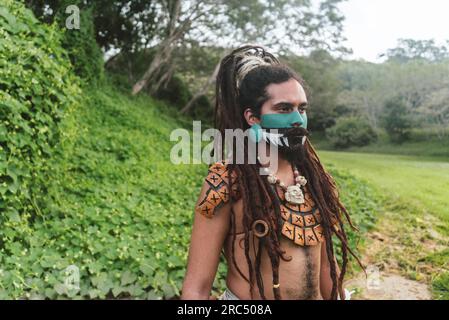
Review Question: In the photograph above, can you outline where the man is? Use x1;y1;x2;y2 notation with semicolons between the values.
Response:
181;45;360;300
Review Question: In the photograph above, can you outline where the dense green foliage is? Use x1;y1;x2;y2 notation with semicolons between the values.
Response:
326;117;378;149
335;58;449;144
0;86;206;299
61;6;104;85
25;0;104;84
0;0;80;243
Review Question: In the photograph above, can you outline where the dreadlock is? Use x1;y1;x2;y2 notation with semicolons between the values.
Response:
214;45;363;300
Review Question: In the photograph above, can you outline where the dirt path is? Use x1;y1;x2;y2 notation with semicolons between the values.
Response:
346;272;431;300
343;207;443;300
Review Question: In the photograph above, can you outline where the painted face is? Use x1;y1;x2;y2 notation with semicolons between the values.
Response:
249;78;309;146
260;110;308;130
249;111;308;145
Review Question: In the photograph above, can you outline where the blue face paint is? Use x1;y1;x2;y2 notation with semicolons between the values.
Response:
249;111;307;143
260;111;307;129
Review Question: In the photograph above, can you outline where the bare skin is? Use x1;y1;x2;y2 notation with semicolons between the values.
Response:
181;79;340;300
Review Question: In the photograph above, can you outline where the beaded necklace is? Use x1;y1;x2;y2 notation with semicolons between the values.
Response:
263;164;307;205
258;161;327;247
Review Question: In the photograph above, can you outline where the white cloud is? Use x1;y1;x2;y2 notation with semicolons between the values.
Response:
338;0;449;62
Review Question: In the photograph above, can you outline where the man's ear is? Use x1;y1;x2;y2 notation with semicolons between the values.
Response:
243;108;260;126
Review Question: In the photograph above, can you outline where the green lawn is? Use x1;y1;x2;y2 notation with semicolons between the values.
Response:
318;151;449;223
317;150;449;299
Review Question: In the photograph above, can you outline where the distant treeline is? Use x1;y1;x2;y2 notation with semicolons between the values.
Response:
25;1;449;148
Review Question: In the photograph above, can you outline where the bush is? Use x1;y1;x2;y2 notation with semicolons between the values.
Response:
326;165;381;269
60;6;104;85
0;85;209;300
0;0;80;210
382;96;413;144
326;117;378;149
0;0;80;296
154;74;192;108
155;74;213;123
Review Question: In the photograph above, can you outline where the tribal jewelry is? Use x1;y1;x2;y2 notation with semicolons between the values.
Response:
266;165;307;206
261;164;339;247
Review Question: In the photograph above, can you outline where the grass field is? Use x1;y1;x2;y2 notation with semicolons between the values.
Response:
318;151;449;223
317;150;449;299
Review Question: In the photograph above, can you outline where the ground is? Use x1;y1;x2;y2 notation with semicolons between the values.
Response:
319;150;449;300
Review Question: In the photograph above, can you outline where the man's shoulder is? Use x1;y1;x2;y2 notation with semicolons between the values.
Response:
195;160;241;219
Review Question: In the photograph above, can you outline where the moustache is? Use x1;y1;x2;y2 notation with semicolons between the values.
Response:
270;127;309;163
256;127;310;150
268;127;310;147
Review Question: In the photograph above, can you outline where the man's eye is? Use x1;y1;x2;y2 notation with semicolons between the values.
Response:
281;106;292;112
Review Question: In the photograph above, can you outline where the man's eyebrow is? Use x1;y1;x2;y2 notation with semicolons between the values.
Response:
273;101;308;108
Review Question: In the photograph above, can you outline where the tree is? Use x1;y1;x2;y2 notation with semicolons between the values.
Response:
382;97;413;144
382;39;449;63
336;60;390;130
418;86;449;139
284;49;342;131
26;0;351;106
25;0;163;53
179;0;351;113
335;57;449;137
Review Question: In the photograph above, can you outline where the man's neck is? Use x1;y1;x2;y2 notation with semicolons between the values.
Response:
276;154;292;173
258;143;292;175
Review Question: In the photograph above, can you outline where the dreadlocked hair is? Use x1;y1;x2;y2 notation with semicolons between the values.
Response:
214;45;363;300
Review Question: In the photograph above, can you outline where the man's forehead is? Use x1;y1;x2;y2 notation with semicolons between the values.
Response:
266;79;307;105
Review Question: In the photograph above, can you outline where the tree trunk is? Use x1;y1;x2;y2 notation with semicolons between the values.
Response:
131;0;190;95
132;40;176;95
180;60;221;114
149;63;175;95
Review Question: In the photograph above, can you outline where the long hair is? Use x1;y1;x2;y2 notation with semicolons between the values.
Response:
214;45;362;300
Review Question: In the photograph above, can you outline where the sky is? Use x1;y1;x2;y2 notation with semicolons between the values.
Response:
337;0;449;62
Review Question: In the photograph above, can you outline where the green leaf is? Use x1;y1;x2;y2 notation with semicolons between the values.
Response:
112;286;126;298
54;283;66;296
120;271;137;286
161;283;175;298
139;260;156;276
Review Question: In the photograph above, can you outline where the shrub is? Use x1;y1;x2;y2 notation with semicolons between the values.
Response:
0;0;80;271
326;117;378;149
154;74;192;108
382;96;413;144
24;0;105;85
60;6;104;85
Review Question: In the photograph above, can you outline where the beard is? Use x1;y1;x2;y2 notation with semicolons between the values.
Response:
268;126;310;163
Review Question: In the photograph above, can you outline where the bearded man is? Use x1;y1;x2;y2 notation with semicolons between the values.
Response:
181;45;361;300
